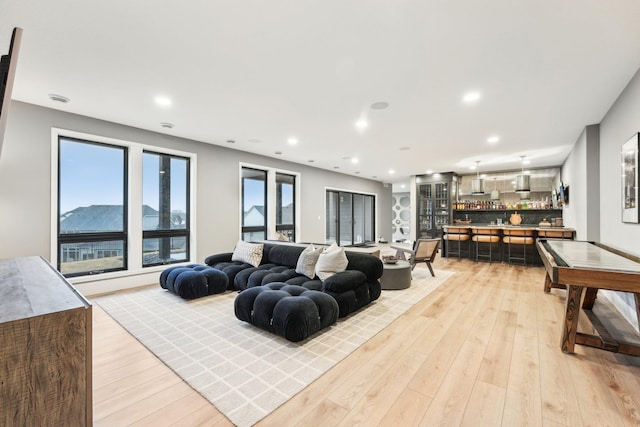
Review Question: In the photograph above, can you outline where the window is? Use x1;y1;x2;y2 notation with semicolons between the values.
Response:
240;165;298;241
241;167;267;241
55;130;195;279
58;137;127;276
276;173;295;241
326;190;375;246
142;151;190;267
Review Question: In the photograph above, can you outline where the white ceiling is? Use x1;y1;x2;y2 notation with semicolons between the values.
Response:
3;1;640;184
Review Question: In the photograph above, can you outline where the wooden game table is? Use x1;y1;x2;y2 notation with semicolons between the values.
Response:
536;239;640;356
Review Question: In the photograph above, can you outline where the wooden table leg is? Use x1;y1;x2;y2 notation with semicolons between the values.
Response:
544;274;552;293
582;288;598;310
635;293;640;331
562;285;584;354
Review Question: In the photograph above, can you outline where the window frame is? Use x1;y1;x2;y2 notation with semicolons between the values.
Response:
325;188;376;246
141;150;191;267
51;128;197;282
241;167;268;241
275;172;296;241
239;163;300;242
57;137;128;277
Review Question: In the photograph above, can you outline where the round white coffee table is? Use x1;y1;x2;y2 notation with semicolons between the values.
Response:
380;260;411;290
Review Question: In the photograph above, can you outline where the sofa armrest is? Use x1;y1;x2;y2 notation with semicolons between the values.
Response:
204;252;233;266
323;270;367;293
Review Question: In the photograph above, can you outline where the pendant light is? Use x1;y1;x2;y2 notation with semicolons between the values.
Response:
515;155;530;193
471;160;485;195
491;177;500;200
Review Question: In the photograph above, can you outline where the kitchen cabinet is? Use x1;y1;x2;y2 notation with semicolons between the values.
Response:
416;173;458;239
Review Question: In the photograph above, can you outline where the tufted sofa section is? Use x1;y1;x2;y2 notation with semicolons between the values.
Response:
159;264;229;299
205;242;383;318
234;282;339;342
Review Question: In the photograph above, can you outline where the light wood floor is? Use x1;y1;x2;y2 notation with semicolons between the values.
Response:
93;258;640;426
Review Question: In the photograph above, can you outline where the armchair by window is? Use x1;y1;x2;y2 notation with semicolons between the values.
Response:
391;238;440;277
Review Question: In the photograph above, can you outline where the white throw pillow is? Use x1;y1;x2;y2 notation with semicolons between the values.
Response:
295;244;323;279
231;241;264;268
315;242;348;281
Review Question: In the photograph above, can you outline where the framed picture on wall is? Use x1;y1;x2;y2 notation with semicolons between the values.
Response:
622;133;639;223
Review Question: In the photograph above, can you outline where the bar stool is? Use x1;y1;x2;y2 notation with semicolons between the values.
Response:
537;229;575;240
471;227;501;263
442;226;470;260
502;228;535;266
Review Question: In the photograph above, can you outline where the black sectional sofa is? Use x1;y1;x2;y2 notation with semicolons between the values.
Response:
204;242;383;318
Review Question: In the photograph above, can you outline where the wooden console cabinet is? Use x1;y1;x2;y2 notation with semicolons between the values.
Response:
0;256;92;426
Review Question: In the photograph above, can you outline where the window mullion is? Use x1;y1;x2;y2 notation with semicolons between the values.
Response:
267;169;276;239
128;146;144;270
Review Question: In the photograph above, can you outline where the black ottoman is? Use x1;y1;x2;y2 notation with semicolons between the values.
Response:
234;282;339;342
160;264;229;299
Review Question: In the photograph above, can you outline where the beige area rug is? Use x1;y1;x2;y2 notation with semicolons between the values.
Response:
95;267;454;427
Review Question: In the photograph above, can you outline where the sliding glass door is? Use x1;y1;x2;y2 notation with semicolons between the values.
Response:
326;190;375;246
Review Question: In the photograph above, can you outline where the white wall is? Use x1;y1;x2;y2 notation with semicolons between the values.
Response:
563;67;640;330
561;128;588;238
561;124;600;241
0;101;392;295
597;66;640;330
599;69;640;251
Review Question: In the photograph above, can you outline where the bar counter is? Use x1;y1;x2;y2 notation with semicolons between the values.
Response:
444;224;575;233
441;224;576;264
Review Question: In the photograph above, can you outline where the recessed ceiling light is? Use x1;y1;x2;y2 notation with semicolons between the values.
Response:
274;151;282;155
334;166;340;169
160;122;174;129
370;101;389;110
469;165;476;170
355;119;368;130
308;160;314;163
372;175;377;179
226;139;235;144
288;137;298;145
487;135;500;144
351;158;359;164
154;96;172;107
426;169;433;174
462;91;481;103
48;94;70;103
389;169;395;175
355;171;360;174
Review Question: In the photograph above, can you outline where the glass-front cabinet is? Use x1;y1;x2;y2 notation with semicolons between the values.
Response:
416;173;458;239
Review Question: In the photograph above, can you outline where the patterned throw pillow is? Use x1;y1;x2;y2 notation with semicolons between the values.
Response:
231;241;264;268
315;242;348;281
295;244;323;279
